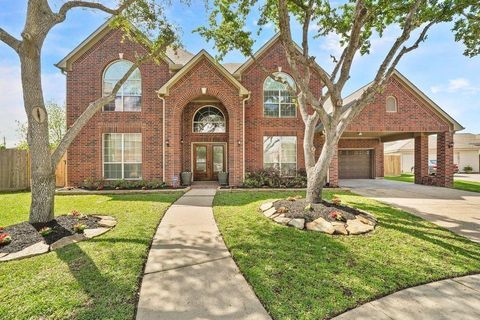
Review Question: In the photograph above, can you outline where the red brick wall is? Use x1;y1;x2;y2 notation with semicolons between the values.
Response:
346;77;451;133
66;29;171;186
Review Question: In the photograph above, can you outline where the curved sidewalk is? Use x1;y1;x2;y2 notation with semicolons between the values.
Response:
136;188;271;320
333;274;480;320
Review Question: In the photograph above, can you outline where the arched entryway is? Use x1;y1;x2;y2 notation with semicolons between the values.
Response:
181;97;229;181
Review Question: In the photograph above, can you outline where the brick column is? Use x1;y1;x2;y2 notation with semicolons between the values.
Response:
414;134;429;184
328;145;339;187
436;131;454;187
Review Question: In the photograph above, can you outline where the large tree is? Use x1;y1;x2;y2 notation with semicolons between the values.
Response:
198;0;479;203
0;0;182;223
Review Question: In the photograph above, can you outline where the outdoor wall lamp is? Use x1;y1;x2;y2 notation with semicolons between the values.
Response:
448;142;454;148
237;140;242;146
166;139;170;147
180;138;184;144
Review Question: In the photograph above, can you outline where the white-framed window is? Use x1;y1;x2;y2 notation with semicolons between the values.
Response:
193;106;226;133
263;136;297;176
103;60;142;112
386;96;397;112
103;133;142;179
263;72;296;117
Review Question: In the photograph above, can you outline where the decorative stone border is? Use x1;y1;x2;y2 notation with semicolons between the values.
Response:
0;215;117;262
259;201;377;235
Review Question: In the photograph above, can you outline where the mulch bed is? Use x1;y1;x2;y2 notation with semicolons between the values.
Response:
0;215;100;254
274;199;370;223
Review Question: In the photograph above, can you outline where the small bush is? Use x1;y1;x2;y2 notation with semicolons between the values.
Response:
243;169;307;188
464;165;473;173
81;178;168;190
39;227;52;237
0;233;12;245
73;223;87;234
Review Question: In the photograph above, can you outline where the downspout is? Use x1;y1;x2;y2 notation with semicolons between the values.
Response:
242;93;251;181
157;92;166;182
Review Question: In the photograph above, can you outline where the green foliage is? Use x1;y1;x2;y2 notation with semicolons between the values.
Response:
464;165;473;173
81;178;167;190
242;169;307;188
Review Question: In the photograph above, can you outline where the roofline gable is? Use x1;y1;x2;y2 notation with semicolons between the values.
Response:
55;17;176;72
157;50;250;97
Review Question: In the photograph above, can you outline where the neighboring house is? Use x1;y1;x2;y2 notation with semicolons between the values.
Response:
56;20;463;188
385;133;480;173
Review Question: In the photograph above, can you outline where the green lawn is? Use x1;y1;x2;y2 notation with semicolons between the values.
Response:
384;173;480;193
0;191;182;320
214;190;480;320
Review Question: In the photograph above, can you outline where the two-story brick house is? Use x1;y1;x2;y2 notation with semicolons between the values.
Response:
56;20;463;188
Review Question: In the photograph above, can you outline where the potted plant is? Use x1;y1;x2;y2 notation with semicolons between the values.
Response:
218;171;229;186
464;165;473;174
181;171;192;186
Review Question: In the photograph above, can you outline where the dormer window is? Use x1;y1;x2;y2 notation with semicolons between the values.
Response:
386;96;397;113
103;60;142;112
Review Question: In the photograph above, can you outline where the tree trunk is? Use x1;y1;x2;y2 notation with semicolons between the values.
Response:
20;43;56;224
305;136;338;203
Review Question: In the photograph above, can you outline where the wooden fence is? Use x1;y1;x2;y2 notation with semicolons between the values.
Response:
0;149;66;191
384;154;401;176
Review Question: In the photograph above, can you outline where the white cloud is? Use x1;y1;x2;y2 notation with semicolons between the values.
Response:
429;78;479;95
320;33;345;59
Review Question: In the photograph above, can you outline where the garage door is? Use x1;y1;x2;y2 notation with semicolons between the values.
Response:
339;149;372;179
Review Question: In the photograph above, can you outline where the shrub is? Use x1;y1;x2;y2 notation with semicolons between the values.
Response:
39;227;52;237
0;233;12;245
81;178;168;190
464;165;473;173
332;197;342;206
243;169;307;188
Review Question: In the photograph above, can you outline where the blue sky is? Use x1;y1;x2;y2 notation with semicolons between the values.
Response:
1;0;479;147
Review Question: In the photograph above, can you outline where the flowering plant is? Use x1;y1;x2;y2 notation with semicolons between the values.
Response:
329;211;346;222
0;233;12;245
73;223;87;233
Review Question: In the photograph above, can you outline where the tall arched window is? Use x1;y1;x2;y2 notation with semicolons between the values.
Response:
193;106;226;133
103;60;142;112
263;72;296;117
386;96;397;113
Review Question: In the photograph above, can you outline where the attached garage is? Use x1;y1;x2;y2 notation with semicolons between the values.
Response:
339;149;373;179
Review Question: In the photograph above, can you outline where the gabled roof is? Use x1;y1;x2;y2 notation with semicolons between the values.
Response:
157;50;249;97
55;18;192;72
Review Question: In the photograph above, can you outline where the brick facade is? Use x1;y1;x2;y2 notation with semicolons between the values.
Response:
64;28;457;188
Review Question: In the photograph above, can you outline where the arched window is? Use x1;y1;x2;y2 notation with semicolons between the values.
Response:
386;96;397;112
263;72;296;117
103;60;141;112
193;106;226;133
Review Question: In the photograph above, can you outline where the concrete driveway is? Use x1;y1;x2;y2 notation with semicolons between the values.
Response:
455;173;480;182
340;179;480;242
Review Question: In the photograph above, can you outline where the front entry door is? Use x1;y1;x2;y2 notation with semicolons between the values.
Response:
193;144;225;181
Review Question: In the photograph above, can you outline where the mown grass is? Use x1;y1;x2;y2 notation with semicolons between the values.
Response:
385;173;480;193
213;190;480;320
0;192;182;320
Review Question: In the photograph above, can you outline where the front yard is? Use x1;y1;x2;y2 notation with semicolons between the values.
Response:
385;173;480;193
214;190;480;319
0;192;182;320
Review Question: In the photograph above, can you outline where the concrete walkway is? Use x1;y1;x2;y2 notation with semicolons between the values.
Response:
341;179;480;242
136;188;271;320
333;274;480;320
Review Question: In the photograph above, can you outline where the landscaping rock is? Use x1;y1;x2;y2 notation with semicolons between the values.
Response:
306;218;335;234
0;242;49;261
0;252;9;259
84;227;110;239
94;215;116;221
260;202;273;211
288;218;305;229
346;219;374;235
331;222;348;235
274;217;292;225
50;233;86;251
98;219;117;228
356;215;375;226
263;207;277;218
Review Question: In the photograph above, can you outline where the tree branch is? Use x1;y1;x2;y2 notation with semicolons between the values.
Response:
55;0;135;22
0;27;21;52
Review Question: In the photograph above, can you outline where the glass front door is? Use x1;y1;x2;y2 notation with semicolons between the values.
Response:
193;144;225;181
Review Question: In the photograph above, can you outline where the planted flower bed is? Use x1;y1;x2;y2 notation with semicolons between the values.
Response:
0;210;117;262
259;196;377;235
